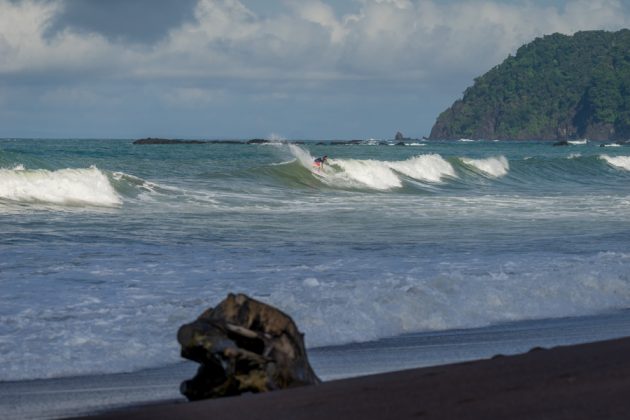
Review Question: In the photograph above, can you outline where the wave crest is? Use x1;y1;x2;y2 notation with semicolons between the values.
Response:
460;156;509;178
389;154;456;183
329;154;456;190
288;145;455;190
0;166;121;207
601;155;630;171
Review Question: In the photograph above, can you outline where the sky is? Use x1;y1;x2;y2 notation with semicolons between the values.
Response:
1;0;630;140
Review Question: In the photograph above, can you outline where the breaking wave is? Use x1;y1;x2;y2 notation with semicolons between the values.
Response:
0;166;121;207
287;145;455;190
601;155;630;171
459;156;510;178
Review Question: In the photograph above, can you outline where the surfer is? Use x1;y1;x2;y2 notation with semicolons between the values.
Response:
313;155;328;170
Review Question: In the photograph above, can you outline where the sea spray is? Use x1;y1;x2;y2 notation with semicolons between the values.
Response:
288;144;317;168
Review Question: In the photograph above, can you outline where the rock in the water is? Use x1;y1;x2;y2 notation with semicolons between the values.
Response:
177;293;320;401
133;138;206;144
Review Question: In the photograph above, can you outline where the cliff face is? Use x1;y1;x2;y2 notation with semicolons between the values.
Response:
430;30;630;141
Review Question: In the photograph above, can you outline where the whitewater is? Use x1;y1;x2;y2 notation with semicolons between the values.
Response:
2;138;630;381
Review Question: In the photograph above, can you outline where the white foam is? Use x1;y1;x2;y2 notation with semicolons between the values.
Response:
0;166;121;207
5;249;629;381
568;153;581;159
303;278;320;287
288;145;454;190
568;139;588;145
601;155;630;171
461;156;509;178
274;251;630;348
112;171;161;194
388;154;456;183
289;144;401;190
332;158;403;189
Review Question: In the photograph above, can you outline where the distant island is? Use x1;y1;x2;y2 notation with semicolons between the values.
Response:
133;138;208;144
430;29;630;141
132;135;419;145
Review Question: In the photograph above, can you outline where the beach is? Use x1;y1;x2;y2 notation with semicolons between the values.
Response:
2;311;630;419
79;334;630;420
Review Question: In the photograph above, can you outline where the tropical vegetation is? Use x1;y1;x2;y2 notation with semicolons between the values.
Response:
430;30;630;140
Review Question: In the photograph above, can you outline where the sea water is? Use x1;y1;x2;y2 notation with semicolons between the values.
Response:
1;138;630;381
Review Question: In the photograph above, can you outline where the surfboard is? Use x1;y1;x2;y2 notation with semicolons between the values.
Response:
311;166;328;178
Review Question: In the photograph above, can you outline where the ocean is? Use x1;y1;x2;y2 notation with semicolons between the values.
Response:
1;138;630;383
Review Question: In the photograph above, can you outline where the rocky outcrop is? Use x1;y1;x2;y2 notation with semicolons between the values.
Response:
133;138;206;144
177;293;320;401
394;131;414;141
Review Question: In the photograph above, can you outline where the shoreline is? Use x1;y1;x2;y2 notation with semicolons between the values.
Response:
4;311;630;419
78;335;630;419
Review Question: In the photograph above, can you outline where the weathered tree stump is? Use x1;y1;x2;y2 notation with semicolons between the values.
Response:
177;293;320;400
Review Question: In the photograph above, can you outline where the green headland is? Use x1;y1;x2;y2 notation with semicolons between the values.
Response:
430;29;630;141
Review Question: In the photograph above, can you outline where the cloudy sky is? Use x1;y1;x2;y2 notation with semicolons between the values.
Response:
1;0;630;139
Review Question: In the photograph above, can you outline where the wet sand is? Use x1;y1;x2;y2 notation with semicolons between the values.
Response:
4;312;630;419
78;336;630;420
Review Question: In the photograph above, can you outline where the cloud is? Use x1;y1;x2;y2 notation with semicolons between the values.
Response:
44;0;198;44
4;0;630;84
1;0;630;138
0;0;117;83
158;0;630;85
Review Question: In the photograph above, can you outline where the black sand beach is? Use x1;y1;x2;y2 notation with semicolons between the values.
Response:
3;312;630;419
80;335;630;420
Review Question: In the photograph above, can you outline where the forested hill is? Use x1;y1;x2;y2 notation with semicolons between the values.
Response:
429;30;630;141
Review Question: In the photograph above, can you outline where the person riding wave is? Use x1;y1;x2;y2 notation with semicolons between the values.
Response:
313;155;328;169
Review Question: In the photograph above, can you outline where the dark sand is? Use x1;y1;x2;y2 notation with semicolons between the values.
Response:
6;312;630;419
78;336;630;420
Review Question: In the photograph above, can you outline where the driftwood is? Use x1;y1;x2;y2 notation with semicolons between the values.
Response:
177;293;320;400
